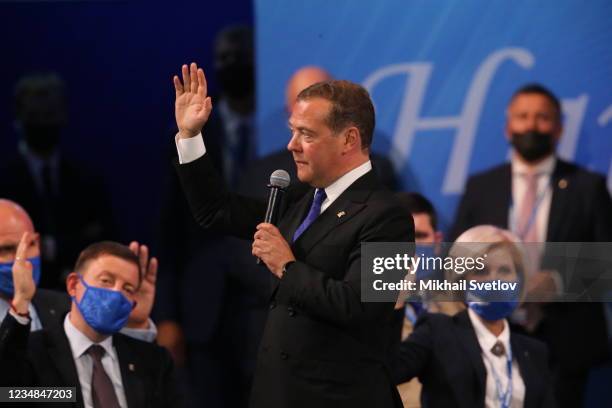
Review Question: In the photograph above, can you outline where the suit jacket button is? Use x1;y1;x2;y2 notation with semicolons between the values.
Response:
280;352;288;360
288;307;296;317
269;302;276;310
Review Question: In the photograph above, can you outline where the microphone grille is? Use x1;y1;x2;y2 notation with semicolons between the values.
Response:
270;169;291;188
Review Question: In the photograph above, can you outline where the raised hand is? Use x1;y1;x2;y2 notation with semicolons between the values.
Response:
11;232;38;313
127;241;158;329
174;62;212;139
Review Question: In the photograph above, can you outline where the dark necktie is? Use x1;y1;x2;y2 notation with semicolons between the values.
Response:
491;340;506;357
293;189;327;242
87;345;121;408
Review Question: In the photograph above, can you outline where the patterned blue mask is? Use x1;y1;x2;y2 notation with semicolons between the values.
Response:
72;274;134;335
466;279;521;321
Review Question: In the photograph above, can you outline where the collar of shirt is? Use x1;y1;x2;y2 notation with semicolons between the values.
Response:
467;307;511;358
511;153;556;178
320;160;372;213
63;313;117;363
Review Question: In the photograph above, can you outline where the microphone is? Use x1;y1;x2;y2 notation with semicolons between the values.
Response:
257;169;291;264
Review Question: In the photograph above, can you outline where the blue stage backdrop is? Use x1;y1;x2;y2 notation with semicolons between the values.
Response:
255;0;612;233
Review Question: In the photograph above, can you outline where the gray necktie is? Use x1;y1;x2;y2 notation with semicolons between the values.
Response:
87;345;121;408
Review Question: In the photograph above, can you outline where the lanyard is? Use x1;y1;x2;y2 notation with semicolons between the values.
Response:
487;345;513;408
509;177;550;240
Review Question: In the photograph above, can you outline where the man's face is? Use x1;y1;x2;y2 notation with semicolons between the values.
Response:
287;98;346;188
505;93;561;140
69;255;139;304
412;213;436;244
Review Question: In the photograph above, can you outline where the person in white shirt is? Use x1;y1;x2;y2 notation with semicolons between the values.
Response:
396;225;555;408
1;237;178;408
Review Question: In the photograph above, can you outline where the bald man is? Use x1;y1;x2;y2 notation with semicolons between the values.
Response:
0;199;68;330
285;66;331;114
0;199;158;341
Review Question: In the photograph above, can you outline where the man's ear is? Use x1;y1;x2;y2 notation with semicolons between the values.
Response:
66;272;79;297
343;127;360;153
434;231;444;244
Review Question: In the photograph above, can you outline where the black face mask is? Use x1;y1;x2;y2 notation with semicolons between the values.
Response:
23;124;61;156
216;62;254;99
510;131;555;163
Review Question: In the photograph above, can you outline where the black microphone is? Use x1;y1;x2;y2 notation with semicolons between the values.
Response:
257;169;291;264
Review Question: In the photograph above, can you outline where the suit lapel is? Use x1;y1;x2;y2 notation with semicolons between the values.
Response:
114;334;146;408
546;160;569;241
511;335;537;408
290;170;377;255
45;323;85;408
454;311;486;406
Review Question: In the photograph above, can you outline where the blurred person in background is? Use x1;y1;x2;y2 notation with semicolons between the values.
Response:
396;225;555;408
0;73;115;290
449;83;612;407
155;25;257;408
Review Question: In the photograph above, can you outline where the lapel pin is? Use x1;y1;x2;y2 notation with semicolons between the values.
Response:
128;363;135;372
558;179;568;189
336;211;346;218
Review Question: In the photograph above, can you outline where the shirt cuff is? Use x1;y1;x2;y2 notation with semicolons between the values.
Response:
175;132;206;164
9;309;31;325
120;319;158;343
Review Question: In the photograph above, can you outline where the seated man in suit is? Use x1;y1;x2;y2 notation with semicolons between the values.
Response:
0;198;157;342
449;83;612;406
396;225;555;408
0;237;178;408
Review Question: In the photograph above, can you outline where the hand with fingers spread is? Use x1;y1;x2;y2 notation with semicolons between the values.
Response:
11;232;39;314
174;62;213;139
252;223;295;278
127;241;158;329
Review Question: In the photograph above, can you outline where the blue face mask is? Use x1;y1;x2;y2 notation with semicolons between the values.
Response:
72;275;134;335
466;279;521;321
0;256;42;297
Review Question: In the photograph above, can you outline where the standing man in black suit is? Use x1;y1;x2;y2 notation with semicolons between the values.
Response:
1;238;178;408
450;83;612;407
172;62;414;408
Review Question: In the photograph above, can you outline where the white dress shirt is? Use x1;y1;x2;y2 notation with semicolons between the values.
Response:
509;154;556;242
468;308;526;408
175;132;373;209
63;314;128;408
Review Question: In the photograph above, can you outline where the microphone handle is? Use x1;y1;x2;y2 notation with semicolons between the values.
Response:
257;186;284;264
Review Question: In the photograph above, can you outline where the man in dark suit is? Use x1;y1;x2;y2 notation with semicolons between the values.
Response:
0;199;160;345
0;73;115;290
449;83;612;407
1;238;178;408
171;63;414;408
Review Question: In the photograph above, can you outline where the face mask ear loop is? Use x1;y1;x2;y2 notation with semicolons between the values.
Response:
72;274;90;306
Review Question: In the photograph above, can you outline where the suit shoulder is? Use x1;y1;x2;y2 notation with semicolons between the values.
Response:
556;159;607;186
34;289;70;307
466;163;510;187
